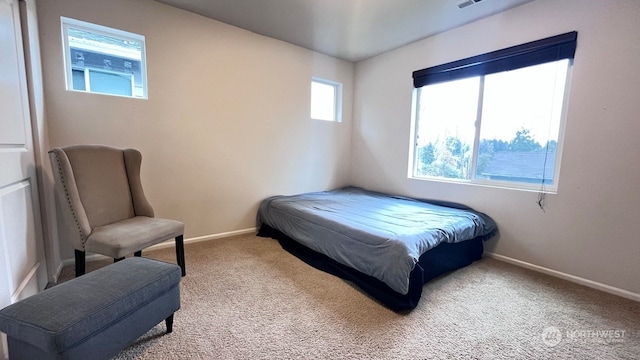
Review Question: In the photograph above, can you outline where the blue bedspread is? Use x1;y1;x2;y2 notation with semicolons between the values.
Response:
257;187;497;295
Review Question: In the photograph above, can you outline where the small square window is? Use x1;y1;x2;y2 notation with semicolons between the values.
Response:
311;78;342;122
61;17;147;99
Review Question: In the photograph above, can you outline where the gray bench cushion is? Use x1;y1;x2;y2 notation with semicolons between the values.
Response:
0;257;181;355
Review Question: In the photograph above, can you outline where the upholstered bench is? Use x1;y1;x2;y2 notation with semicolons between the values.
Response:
0;257;181;360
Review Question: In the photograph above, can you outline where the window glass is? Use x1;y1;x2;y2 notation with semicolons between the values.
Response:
87;70;133;97
311;78;342;122
415;77;479;179
476;60;568;184
71;68;86;91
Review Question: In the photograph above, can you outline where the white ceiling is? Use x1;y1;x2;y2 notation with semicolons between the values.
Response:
155;0;533;62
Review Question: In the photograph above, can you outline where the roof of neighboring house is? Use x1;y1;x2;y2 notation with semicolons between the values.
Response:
481;151;556;180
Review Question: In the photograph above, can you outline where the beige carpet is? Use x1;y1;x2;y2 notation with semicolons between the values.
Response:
58;233;640;359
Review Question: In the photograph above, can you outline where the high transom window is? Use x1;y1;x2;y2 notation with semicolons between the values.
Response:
311;78;342;122
61;17;147;99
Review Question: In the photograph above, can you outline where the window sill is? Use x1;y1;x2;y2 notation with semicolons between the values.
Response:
408;175;558;194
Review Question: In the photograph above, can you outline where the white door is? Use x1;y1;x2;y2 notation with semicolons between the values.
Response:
0;0;48;356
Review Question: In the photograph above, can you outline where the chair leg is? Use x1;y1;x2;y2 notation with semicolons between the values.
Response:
75;250;86;277
175;235;186;277
134;250;142;257
165;314;174;334
114;257;125;263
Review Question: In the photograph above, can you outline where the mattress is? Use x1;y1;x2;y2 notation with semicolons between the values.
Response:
257;187;497;309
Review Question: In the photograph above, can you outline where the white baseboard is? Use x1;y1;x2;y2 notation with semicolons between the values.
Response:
52;261;64;284
10;263;41;303
61;227;257;267
485;252;640;302
147;227;258;251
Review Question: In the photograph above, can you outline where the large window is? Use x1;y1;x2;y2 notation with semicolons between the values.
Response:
410;32;577;192
61;17;147;99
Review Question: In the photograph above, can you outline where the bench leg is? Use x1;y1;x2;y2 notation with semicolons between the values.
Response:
165;314;174;333
75;250;86;277
175;235;186;277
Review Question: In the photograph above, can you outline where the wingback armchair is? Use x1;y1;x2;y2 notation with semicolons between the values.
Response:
49;145;186;277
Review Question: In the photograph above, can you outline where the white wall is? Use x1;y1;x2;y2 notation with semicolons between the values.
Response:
36;0;354;261
21;0;62;284
36;0;640;297
352;0;640;296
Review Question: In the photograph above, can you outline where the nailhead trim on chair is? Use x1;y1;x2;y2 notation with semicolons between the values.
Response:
54;154;86;249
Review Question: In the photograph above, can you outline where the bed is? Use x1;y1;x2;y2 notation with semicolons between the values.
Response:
256;187;497;311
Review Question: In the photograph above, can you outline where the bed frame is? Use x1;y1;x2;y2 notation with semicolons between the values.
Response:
258;224;485;312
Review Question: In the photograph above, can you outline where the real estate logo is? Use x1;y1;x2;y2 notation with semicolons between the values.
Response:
542;326;628;347
542;326;562;347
